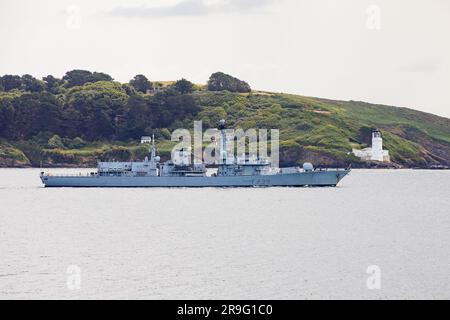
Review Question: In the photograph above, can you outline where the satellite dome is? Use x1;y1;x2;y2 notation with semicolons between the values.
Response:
303;162;314;172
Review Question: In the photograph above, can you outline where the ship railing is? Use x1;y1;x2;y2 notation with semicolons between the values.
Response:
276;167;347;174
314;167;350;171
41;172;97;177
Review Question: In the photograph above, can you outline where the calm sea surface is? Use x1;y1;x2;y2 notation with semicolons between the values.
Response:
0;168;449;299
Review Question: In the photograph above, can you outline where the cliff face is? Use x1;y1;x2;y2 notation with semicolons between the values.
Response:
1;90;449;169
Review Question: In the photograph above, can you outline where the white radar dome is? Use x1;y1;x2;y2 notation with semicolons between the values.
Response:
303;162;314;172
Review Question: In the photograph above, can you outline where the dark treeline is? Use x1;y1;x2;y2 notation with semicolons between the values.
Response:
0;70;251;144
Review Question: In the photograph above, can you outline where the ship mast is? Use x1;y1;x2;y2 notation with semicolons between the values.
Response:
218;119;227;163
150;133;156;161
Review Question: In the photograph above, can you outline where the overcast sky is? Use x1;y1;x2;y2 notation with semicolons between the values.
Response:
1;0;449;117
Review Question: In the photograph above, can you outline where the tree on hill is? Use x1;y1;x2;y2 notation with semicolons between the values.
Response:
207;72;251;93
69;137;86;148
0;92;62;139
63;81;128;139
63;69;113;88
129;74;152;93
121;83;138;96
62;70;92;87
91;72;113;83
47;134;65;149
21;74;45;92
0;74;45;92
0;98;15;138
43;75;64;94
172;78;194;94
122;95;153;139
148;89;200;128
0;75;22;91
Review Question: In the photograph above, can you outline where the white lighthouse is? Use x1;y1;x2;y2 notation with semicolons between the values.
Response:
352;129;390;162
371;129;384;161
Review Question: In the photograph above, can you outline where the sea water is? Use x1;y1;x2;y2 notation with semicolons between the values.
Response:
0;168;449;299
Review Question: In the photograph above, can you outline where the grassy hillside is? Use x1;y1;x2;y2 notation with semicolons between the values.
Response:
188;91;450;167
1;83;449;168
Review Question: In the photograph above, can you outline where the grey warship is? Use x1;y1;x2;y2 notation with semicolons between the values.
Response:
40;121;350;187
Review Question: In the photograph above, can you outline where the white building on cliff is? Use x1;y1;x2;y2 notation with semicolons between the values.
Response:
352;129;390;162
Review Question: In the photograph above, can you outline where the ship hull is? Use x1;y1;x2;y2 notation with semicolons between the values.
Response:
41;170;349;187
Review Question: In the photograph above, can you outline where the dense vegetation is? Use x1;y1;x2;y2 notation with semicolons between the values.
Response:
207;72;251;93
0;70;449;168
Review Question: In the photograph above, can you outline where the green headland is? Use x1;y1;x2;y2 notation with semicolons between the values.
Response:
1;70;449;168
